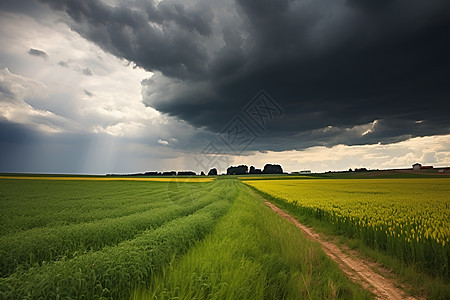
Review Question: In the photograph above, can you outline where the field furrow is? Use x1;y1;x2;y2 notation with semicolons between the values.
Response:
0;195;214;277
0;197;233;299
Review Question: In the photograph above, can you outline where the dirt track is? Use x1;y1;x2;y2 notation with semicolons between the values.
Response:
264;201;418;300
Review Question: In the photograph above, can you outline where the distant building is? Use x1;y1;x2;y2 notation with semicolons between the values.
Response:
412;163;434;170
299;170;312;174
412;163;422;171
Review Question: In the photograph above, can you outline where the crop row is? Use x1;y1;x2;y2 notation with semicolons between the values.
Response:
0;196;232;299
136;181;371;300
0;182;217;277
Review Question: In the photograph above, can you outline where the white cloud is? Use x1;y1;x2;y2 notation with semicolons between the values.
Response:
0;10;168;138
227;134;450;173
0;67;48;99
0;67;77;133
92;122;146;137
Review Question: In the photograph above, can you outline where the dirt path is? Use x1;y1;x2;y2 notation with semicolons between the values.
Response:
264;201;418;300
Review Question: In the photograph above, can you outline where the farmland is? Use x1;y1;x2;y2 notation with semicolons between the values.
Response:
0;178;231;298
0;177;370;299
133;181;371;299
244;178;450;297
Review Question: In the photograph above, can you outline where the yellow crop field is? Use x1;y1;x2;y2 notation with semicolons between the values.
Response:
244;178;450;276
237;176;314;180
0;176;215;182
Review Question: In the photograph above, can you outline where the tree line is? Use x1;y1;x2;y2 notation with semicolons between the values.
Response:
226;164;283;175
106;164;283;176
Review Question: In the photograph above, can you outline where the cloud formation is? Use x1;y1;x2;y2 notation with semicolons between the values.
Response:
58;60;94;76
28;48;48;60
0;67;80;133
1;0;450;175
231;134;450;173
38;0;214;80
35;0;450;152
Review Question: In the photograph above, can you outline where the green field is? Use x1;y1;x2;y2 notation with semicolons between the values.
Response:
0;177;370;299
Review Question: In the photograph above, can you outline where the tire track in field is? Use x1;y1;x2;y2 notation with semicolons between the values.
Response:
264;201;419;300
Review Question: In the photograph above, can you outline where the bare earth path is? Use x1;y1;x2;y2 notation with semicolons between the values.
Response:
264;201;418;300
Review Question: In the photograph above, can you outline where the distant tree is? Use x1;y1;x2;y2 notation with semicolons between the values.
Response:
162;171;176;176
354;168;368;172
348;168;353;172
207;168;218;176
226;165;248;175
144;171;161;176
249;166;262;174
200;171;205;176
177;171;196;176
263;164;283;174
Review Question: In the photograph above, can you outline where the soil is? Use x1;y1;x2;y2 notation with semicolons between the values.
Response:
264;201;420;300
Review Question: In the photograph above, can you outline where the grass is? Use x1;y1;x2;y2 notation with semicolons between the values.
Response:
0;179;235;299
133;180;372;299
246;184;450;299
0;190;215;276
0;179;169;233
3;175;445;299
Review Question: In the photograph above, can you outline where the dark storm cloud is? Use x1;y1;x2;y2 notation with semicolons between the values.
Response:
240;119;449;153
39;0;450;151
144;0;450;150
38;0;213;79
346;0;395;13
0;0;47;16
28;48;48;59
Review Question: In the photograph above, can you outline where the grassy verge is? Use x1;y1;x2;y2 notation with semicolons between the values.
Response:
133;181;372;299
247;185;450;299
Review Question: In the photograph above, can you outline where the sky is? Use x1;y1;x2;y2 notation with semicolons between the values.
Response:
0;0;449;174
